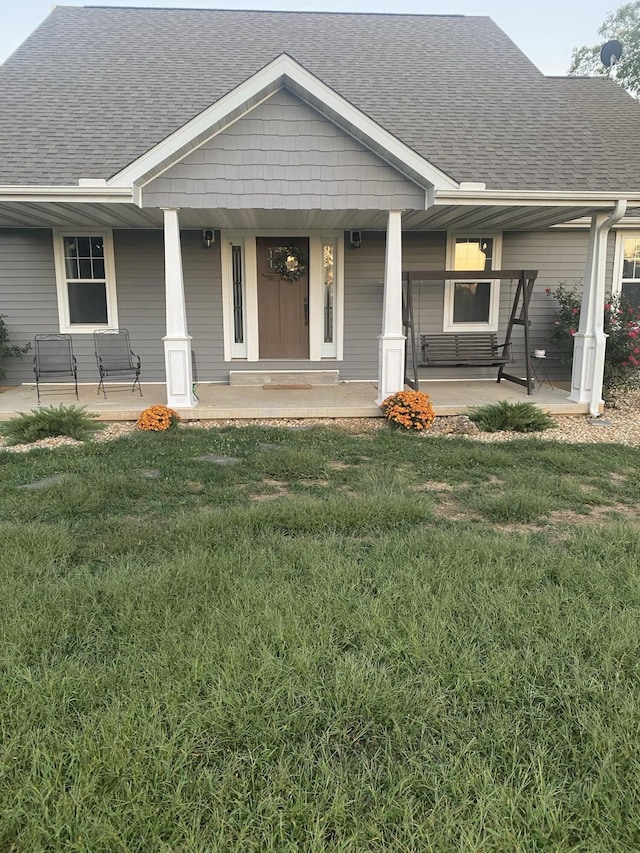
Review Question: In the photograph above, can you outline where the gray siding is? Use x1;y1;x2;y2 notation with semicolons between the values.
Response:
501;229;592;377
113;230;166;380
141;89;425;211
0;229;58;384
0;225;603;387
342;232;385;379
0;228;387;384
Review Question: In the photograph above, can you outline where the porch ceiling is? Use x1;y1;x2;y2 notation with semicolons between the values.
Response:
404;204;603;231
0;201;604;231
0;201;163;229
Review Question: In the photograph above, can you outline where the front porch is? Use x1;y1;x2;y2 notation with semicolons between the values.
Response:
0;378;584;422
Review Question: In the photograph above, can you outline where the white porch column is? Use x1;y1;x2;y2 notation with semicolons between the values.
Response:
569;200;626;416
376;209;406;405
162;208;197;409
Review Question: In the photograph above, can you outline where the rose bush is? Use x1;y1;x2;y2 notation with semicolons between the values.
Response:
546;283;640;393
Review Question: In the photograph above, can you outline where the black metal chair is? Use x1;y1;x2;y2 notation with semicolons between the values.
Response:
33;334;78;404
94;329;142;398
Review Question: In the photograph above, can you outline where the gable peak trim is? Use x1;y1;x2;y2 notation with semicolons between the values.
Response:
107;53;458;193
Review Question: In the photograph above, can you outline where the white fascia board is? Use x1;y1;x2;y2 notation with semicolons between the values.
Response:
435;189;640;208
0;186;134;203
107;53;458;193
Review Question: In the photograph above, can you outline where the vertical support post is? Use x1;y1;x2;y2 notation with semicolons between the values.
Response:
569;200;626;416
521;275;533;395
162;208;197;409
376;209;406;405
568;214;605;409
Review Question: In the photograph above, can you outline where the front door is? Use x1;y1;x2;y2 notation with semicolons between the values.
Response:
257;237;309;359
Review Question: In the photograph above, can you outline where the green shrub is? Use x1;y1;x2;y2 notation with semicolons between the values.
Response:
0;313;30;380
0;405;102;445
468;400;556;433
546;283;640;393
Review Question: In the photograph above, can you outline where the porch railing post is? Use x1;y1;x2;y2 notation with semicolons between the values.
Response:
376;209;406;405
162;207;197;409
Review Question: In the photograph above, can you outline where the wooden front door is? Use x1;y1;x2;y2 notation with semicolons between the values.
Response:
257;237;309;359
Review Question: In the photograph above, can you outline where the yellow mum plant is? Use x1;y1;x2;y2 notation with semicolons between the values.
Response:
381;390;436;431
136;404;180;432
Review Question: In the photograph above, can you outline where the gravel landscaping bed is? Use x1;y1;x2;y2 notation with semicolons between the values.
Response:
2;392;640;452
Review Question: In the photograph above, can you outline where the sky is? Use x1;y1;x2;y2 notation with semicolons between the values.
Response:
0;0;618;74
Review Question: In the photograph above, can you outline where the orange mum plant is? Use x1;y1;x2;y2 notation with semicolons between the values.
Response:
380;390;436;431
136;404;180;432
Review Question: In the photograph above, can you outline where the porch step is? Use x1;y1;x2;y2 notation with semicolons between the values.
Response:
229;370;340;387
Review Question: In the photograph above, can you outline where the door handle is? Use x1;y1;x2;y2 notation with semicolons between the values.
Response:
304;297;309;327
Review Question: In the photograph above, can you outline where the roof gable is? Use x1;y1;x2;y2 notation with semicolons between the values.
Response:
140;88;427;210
113;54;457;194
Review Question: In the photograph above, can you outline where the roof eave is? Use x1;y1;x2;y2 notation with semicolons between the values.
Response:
434;189;640;207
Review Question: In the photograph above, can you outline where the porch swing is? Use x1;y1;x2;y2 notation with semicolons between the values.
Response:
403;269;539;394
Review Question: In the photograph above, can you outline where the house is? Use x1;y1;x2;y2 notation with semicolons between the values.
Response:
2;6;640;416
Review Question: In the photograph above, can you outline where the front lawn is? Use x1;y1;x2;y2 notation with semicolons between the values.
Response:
2;425;640;851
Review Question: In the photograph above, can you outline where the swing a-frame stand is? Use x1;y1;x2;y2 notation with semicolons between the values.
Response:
403;269;539;394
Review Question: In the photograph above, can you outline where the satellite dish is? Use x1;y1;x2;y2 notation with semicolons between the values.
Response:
600;39;623;68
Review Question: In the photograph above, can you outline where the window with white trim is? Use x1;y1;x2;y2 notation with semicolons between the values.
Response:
53;231;118;333
618;234;640;310
443;234;502;332
321;237;339;357
231;242;246;349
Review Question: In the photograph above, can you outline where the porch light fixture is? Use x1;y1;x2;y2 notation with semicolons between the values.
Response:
203;229;215;249
349;230;362;249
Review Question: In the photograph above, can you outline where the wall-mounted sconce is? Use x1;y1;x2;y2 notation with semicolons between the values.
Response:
203;229;215;249
349;230;362;249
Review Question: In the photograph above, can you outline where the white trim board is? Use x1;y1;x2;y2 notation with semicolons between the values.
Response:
0;187;134;203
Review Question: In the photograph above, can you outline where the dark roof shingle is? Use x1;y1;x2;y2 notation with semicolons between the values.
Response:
1;6;639;191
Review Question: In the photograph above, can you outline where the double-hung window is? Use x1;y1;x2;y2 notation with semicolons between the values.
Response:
443;234;502;332
53;230;118;333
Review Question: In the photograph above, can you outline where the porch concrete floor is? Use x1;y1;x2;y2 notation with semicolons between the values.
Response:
0;378;587;421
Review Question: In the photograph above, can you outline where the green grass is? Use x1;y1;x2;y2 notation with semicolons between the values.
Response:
2;425;640;850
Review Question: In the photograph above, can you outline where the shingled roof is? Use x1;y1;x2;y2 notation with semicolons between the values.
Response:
2;6;640;191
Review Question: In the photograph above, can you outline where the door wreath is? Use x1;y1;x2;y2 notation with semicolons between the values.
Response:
270;246;307;282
